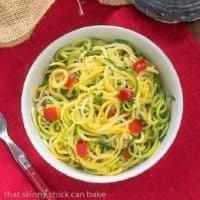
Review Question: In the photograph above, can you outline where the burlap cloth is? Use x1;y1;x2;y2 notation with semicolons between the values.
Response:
0;0;55;47
0;0;130;48
98;0;130;6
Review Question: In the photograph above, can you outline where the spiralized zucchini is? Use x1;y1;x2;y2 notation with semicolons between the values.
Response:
32;38;172;175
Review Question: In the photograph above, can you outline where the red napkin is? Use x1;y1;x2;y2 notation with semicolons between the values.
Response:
0;0;200;199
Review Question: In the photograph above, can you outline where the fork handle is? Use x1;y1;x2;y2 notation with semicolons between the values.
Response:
3;136;56;200
25;166;56;200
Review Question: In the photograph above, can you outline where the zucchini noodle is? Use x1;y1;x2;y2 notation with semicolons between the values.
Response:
32;38;173;175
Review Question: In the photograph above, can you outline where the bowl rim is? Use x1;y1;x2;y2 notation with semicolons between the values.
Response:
21;25;183;183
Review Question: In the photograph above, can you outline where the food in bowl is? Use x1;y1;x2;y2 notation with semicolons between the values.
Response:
31;37;172;175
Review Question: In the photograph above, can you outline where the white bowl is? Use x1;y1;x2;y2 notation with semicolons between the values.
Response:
21;25;183;183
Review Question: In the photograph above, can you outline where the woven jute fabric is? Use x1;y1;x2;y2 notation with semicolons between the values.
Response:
0;0;55;47
98;0;130;6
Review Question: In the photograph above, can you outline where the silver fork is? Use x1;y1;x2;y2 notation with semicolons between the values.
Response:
0;113;56;200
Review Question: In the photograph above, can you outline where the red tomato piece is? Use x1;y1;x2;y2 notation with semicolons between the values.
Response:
118;89;133;101
107;109;115;118
133;59;147;73
129;119;143;135
76;141;89;157
122;148;131;161
43;107;58;122
65;74;76;89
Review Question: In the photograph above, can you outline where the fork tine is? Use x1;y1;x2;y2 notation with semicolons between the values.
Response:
0;113;7;126
0;113;4;119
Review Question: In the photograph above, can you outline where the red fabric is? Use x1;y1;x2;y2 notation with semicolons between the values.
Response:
0;1;200;199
